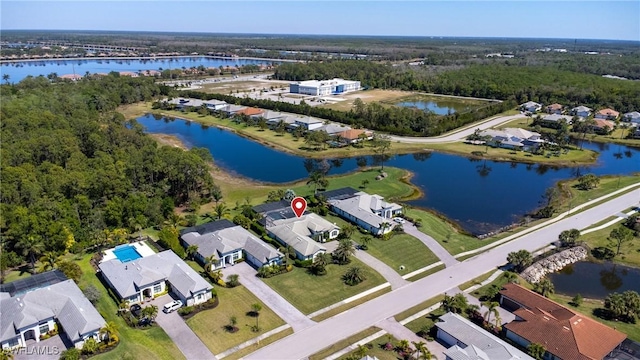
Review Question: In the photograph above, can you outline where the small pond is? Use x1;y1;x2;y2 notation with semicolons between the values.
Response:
547;261;640;299
396;99;477;115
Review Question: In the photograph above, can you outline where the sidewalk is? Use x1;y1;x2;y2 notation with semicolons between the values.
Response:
404;223;458;267
354;248;409;290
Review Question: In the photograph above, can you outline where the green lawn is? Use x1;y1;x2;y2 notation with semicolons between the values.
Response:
404;308;446;338
394;295;445;323
309;327;383;360
311;287;391;322
556;174;640;214
73;254;185;360
223;327;294;360
186;285;286;355
337;334;401;360
579;224;640;268
263;258;386;314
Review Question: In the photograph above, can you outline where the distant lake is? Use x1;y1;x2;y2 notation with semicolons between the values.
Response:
136;114;640;235
0;57;277;82
396;99;478;115
548;261;640;299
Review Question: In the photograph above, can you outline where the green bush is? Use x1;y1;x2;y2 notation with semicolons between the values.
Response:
178;306;194;315
59;348;80;360
294;259;313;268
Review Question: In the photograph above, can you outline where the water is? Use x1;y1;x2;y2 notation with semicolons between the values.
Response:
547;261;640;299
0;57;277;82
396;100;476;115
113;244;142;263
136;114;640;234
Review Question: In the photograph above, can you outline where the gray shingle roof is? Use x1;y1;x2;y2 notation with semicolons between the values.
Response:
98;250;211;300
0;279;106;343
328;192;400;229
437;313;532;360
267;214;334;257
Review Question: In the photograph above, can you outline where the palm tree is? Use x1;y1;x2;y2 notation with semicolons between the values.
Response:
483;301;501;326
142;305;158;323
333;239;356;265
251;303;262;329
342;266;365;285
311;252;331;275
99;321;119;343
228;315;238;332
412;341;433;359
307;171;328;194
397;339;410;353
164;212;182;228
118;300;129;314
1;348;14;360
354;344;368;358
379;222;392;236
2;74;9;84
214;202;230;220
205;254;219;272
527;343;546;360
360;235;373;250
534;278;555;298
186;245;199;260
38;252;60;272
340;224;356;238
17;235;45;273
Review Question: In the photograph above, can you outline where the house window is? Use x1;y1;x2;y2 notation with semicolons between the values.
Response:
39;324;49;334
153;284;162;294
8;338;19;347
233;252;240;260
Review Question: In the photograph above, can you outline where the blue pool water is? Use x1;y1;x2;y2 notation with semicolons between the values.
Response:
113;245;142;262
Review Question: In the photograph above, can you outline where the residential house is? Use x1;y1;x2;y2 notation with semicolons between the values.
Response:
59;73;83;81
592;119;615;134
203;99;228;111
253;200;299;226
336;129;374;144
478;128;544;152
595;108;619;120
633;127;640;139
327;190;402;235
266;213;339;260
545;103;563;114
315;123;352;136
538;114;574;128
118;71;139;77
435;312;532;360
221;104;248;116
292;116;324;131
520;101;542;113
253;110;286;122
180;219;284;270
500;283;626;360
99;250;212;306
234;107;264;117
0;271;106;350
571;106;592;118
623;111;640;124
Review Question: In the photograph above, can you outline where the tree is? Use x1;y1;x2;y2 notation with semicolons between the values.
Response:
361;179;369;189
371;134;391;170
99;321;119;343
571;293;583;307
2;74;9;84
57;260;82;283
17;235;45;272
214;202;230;220
360;235;373;250
227;274;240;287
502;271;518;284
38;252;60;272
205;255;219;272
507;250;532;272
623;213;640;235
441;293;469;314
577;173;600;190
483;301;501;327
558;229;581;246
333;239;356;265
83;285;102;304
307;171;329;194
81;337;98;355
186;245;199;260
251;303;262;330
340;224;356;239
343;266;365;285
608;225;633;256
412;341;433;359
228;315;238;332
527;343;546;360
311;252;331;275
142;305;159;323
534;278;555;298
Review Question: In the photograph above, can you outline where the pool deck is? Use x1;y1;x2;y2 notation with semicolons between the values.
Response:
101;241;156;263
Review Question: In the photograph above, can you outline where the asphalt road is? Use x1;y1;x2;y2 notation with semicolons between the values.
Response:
246;189;640;360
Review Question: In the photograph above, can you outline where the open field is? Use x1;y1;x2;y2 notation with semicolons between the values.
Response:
262;257;386;314
186;285;286;355
198;80;290;94
308;327;383;360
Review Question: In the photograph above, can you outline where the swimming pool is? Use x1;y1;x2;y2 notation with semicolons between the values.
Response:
113;245;142;263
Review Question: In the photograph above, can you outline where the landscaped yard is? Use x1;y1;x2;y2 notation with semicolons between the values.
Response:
186;284;286;355
263;257;386;314
337;334;401;360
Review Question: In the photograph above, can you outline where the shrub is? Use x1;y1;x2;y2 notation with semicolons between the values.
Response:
58;260;83;283
226;274;240;288
178;306;194;315
294;259;313;268
59;348;81;360
83;285;102;304
82;337;98;355
592;247;615;260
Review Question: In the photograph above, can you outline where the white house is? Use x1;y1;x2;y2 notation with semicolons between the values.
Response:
290;78;361;96
99;250;212;306
571;106;592;118
478;128;545;152
203;99;228;111
292;116;324;131
539;114;574;127
328;191;402;235
623;111;640;124
180;219;284;270
266;214;338;260
0;271;106;351
520;101;542;113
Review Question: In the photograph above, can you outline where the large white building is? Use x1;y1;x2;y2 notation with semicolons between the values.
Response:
290;78;361;96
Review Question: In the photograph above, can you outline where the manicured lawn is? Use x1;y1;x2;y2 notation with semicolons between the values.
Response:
403;307;446;338
308;326;383;360
405;264;446;282
579;224;640;268
224;327;294;360
555;174;640;214
263;258;386;314
394;295;445;323
311;287;391;322
186;285;286;355
458;270;497;291
74;254;185;360
337;334;401;360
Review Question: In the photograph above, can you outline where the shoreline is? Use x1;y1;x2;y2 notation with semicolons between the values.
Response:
0;54;297;65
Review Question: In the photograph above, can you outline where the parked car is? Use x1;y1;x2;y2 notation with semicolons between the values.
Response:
393;217;405;224
130;304;142;318
163;300;183;313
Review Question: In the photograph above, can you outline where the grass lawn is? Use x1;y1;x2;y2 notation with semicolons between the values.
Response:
337;334;401;360
403;307;446;337
555;174;640;214
3;265;32;283
73;254;185;360
578;224;640;268
458;270;498;291
394;295;445;323
311;287;391;322
405;264;446;282
186;285;286;355
308;327;383;360
223;327;294;360
263;258;386;315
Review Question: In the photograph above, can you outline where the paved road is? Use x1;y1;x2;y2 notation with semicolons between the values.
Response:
353;248;409;290
388;114;526;143
151;295;217;360
221;263;315;332
246;189;640;360
403;223;458;267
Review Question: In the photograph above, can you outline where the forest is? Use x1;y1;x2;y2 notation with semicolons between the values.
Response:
273;61;640;112
0;75;217;273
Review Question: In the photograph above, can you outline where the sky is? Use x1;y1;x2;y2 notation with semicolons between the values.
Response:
1;1;639;41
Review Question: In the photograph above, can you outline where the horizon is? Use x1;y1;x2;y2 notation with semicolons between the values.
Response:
1;1;639;42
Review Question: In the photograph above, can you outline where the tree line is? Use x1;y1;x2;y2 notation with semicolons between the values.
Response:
0;74;217;275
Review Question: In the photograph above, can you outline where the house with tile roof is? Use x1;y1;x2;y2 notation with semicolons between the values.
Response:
266;213;338;260
234;107;264;117
545;103;564;114
499;283;626;360
436;312;532;360
180;220;284;270
0;272;106;351
328;191;402;235
99;250;212;306
336;129;374;144
595;108;620;120
591;119;615;134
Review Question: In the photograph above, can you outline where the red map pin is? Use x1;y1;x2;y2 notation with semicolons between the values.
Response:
291;197;307;218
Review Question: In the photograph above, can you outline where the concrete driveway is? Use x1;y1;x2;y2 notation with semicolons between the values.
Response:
221;262;315;332
151;295;217;360
354;248;409;290
14;336;67;360
403;222;458;267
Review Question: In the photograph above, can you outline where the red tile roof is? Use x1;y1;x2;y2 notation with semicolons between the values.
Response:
597;108;619;117
593;119;615;130
235;107;264;116
501;284;626;360
337;129;371;141
547;103;563;110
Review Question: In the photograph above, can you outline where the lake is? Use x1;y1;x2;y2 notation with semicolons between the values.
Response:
0;57;277;82
396;99;477;115
547;261;640;299
136;114;640;235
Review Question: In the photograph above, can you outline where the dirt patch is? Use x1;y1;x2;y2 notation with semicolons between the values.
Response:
149;133;187;149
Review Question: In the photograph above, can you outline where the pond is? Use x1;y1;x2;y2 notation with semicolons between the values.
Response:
396;99;478;115
547;261;640;299
136;114;640;235
0;57;277;82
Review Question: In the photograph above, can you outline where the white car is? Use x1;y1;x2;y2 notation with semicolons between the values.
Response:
393;217;405;224
163;300;183;313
